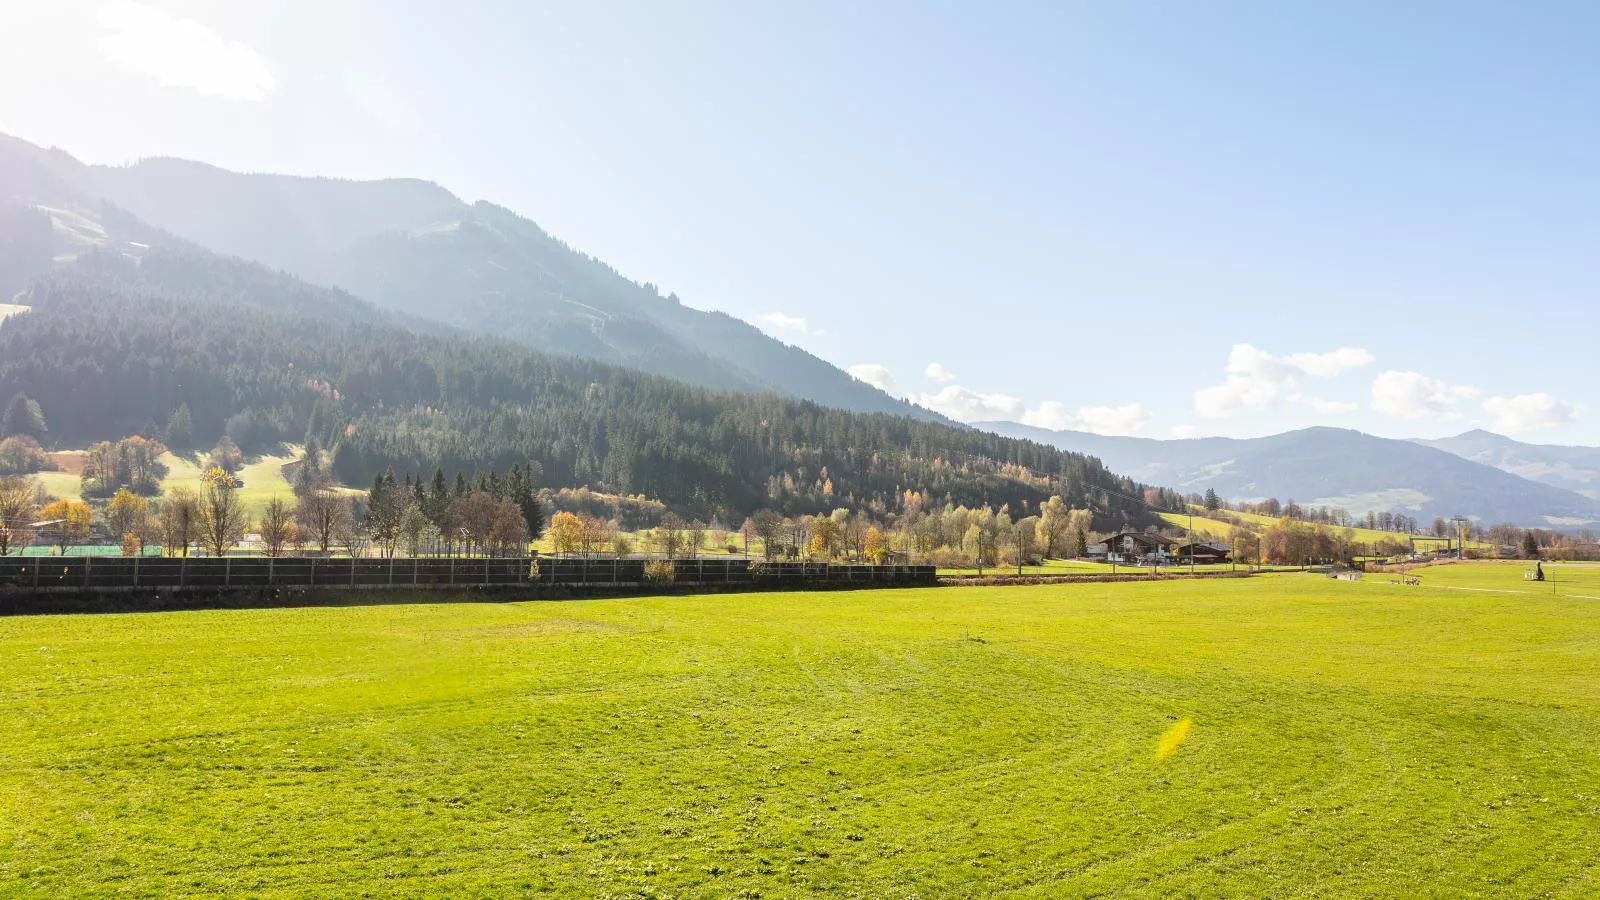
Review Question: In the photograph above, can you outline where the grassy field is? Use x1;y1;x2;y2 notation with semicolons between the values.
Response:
934;558;1268;576
33;447;312;516
1159;507;1485;549
3;564;1598;895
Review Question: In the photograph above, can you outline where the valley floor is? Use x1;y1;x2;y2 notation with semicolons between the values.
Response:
2;564;1598;896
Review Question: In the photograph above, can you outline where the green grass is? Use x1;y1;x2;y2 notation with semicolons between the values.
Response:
3;575;1599;896
935;558;1267;576
1160;507;1489;549
32;447;316;517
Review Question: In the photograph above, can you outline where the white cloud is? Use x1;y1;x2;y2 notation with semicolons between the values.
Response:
1283;347;1377;377
915;385;1025;422
1370;370;1480;420
924;362;956;383
1289;394;1360;415
756;311;810;335
1482;393;1577;434
846;363;895;393
1170;424;1199;439
97;1;276;101
1194;343;1374;419
1074;403;1152;436
1020;401;1150;436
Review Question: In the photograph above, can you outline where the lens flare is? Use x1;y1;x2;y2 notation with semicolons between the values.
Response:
1157;718;1193;759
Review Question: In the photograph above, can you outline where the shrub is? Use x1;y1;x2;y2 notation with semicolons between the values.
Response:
642;559;676;586
527;557;541;581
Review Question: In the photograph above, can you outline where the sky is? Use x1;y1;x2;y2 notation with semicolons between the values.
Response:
3;1;1599;443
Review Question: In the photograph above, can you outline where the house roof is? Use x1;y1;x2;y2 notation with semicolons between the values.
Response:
1104;531;1176;546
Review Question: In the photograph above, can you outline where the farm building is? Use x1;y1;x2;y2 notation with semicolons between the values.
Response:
1175;541;1232;564
1099;531;1177;564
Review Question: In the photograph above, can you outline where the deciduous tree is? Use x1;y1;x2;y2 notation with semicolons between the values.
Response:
39;498;91;553
259;497;298;558
198;467;249;557
296;490;349;555
159;487;200;557
548;511;584;555
0;476;35;556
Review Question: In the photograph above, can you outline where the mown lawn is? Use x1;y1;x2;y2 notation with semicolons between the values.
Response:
2;572;1598;896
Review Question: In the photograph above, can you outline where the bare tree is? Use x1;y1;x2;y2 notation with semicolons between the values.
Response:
296;490;349;555
159;487;200;557
336;506;368;559
259;497;298;558
658;512;684;559
0;476;35;556
198;468;249;557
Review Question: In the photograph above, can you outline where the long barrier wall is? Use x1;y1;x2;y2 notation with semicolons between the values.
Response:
0;556;936;592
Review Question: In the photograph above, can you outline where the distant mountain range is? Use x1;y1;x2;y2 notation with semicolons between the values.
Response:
0;132;943;423
1417;430;1600;502
978;422;1600;527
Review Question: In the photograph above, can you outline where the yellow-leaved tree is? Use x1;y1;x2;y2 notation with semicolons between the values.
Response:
548;510;584;555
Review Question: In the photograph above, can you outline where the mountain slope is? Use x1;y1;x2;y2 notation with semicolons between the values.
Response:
979;421;1600;527
0;242;1152;526
1418;430;1600;501
66;147;941;421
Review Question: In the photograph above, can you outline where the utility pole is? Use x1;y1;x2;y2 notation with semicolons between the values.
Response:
1188;510;1196;575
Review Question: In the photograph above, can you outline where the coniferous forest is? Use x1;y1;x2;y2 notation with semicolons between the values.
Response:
0;247;1154;527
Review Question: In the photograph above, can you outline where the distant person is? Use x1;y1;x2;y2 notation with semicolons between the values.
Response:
1535;561;1545;581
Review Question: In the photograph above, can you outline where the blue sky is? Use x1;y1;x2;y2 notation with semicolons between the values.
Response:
4;1;1598;442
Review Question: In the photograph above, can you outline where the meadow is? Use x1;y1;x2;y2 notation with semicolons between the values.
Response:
2;563;1599;896
1156;508;1474;550
35;446;331;517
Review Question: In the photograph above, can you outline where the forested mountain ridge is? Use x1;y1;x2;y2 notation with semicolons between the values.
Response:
0;247;1152;526
979;420;1600;527
0;132;951;422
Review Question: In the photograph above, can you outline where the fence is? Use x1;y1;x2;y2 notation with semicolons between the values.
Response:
0;555;936;592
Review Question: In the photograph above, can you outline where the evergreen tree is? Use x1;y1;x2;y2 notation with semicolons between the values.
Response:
1;393;45;439
1204;488;1220;512
427;469;449;527
164;403;193;451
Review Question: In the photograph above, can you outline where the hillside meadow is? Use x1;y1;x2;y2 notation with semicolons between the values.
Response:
32;446;347;517
1158;508;1488;551
3;566;1598;896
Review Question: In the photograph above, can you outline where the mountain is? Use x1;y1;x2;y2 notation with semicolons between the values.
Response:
1418;430;1600;501
0;132;941;421
0;237;1153;526
977;421;1600;527
5;139;930;422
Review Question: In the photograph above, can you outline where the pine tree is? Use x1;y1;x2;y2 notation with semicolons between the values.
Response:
164;403;193;451
2;393;45;439
1204;488;1220;512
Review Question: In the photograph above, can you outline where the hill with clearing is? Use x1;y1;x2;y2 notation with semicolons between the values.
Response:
32;447;327;516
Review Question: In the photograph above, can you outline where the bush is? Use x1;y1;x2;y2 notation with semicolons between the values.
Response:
642;559;676;586
527;557;540;581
